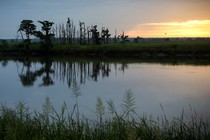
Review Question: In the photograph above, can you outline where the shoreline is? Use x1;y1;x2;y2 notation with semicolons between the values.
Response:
1;40;210;58
1;50;210;58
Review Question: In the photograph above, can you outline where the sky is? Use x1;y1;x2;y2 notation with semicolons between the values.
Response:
0;0;210;39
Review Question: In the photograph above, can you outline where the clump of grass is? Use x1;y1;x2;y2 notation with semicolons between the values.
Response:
0;90;209;140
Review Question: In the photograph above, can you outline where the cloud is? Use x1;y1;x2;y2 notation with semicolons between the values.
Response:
127;20;210;37
142;20;210;26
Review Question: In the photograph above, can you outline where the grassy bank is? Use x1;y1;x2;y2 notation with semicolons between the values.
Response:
0;90;209;140
0;40;210;57
52;40;210;56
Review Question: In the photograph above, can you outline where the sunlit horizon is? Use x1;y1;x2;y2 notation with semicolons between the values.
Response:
127;20;210;38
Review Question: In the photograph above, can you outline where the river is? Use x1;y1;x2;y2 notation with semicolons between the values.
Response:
0;57;210;120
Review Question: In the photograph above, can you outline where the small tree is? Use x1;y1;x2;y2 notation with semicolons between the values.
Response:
18;20;36;50
101;27;111;44
91;25;100;45
35;20;54;50
121;31;129;44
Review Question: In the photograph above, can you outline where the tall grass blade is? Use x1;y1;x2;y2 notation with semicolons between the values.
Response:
96;97;105;123
121;89;135;119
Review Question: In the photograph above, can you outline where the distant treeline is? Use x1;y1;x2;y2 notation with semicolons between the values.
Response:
15;17;132;50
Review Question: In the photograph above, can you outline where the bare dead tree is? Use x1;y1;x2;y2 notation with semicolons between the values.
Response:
62;23;66;43
79;21;86;45
66;17;74;44
58;23;62;43
114;29;117;43
87;26;91;45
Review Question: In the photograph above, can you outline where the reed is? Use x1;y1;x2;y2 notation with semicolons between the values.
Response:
0;90;209;140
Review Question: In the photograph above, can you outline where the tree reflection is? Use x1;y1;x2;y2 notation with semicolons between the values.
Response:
19;58;36;86
53;61;126;88
1;60;8;67
17;58;128;88
91;62;111;81
18;57;54;87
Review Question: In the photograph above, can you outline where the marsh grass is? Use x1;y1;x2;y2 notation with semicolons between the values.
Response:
0;90;209;140
48;40;210;56
1;40;210;57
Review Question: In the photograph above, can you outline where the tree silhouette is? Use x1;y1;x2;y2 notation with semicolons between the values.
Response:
101;27;111;44
121;31;129;44
35;20;54;50
66;17;75;44
79;21;86;45
91;25;100;45
18;20;36;50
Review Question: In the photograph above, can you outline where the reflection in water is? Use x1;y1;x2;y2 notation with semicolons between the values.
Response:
18;58;54;87
16;57;128;88
1;60;8;67
18;58;36;86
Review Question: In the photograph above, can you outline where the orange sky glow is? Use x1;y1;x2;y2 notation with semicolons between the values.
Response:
127;20;210;38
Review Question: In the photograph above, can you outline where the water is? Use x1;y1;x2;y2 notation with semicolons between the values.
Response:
0;57;210;120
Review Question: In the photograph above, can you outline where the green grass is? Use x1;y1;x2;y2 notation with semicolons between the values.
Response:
0;90;209;140
49;40;210;56
1;40;210;57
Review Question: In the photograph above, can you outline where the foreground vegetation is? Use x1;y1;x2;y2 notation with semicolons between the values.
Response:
0;90;209;140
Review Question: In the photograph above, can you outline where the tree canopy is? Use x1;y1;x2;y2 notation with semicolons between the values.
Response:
35;21;54;49
18;20;36;50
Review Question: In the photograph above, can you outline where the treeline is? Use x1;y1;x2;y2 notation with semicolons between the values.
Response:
17;17;130;51
50;18;129;45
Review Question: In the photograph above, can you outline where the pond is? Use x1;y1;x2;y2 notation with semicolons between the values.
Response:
0;57;210;120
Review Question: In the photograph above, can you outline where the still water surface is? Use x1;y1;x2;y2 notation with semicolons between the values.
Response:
0;58;210;120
